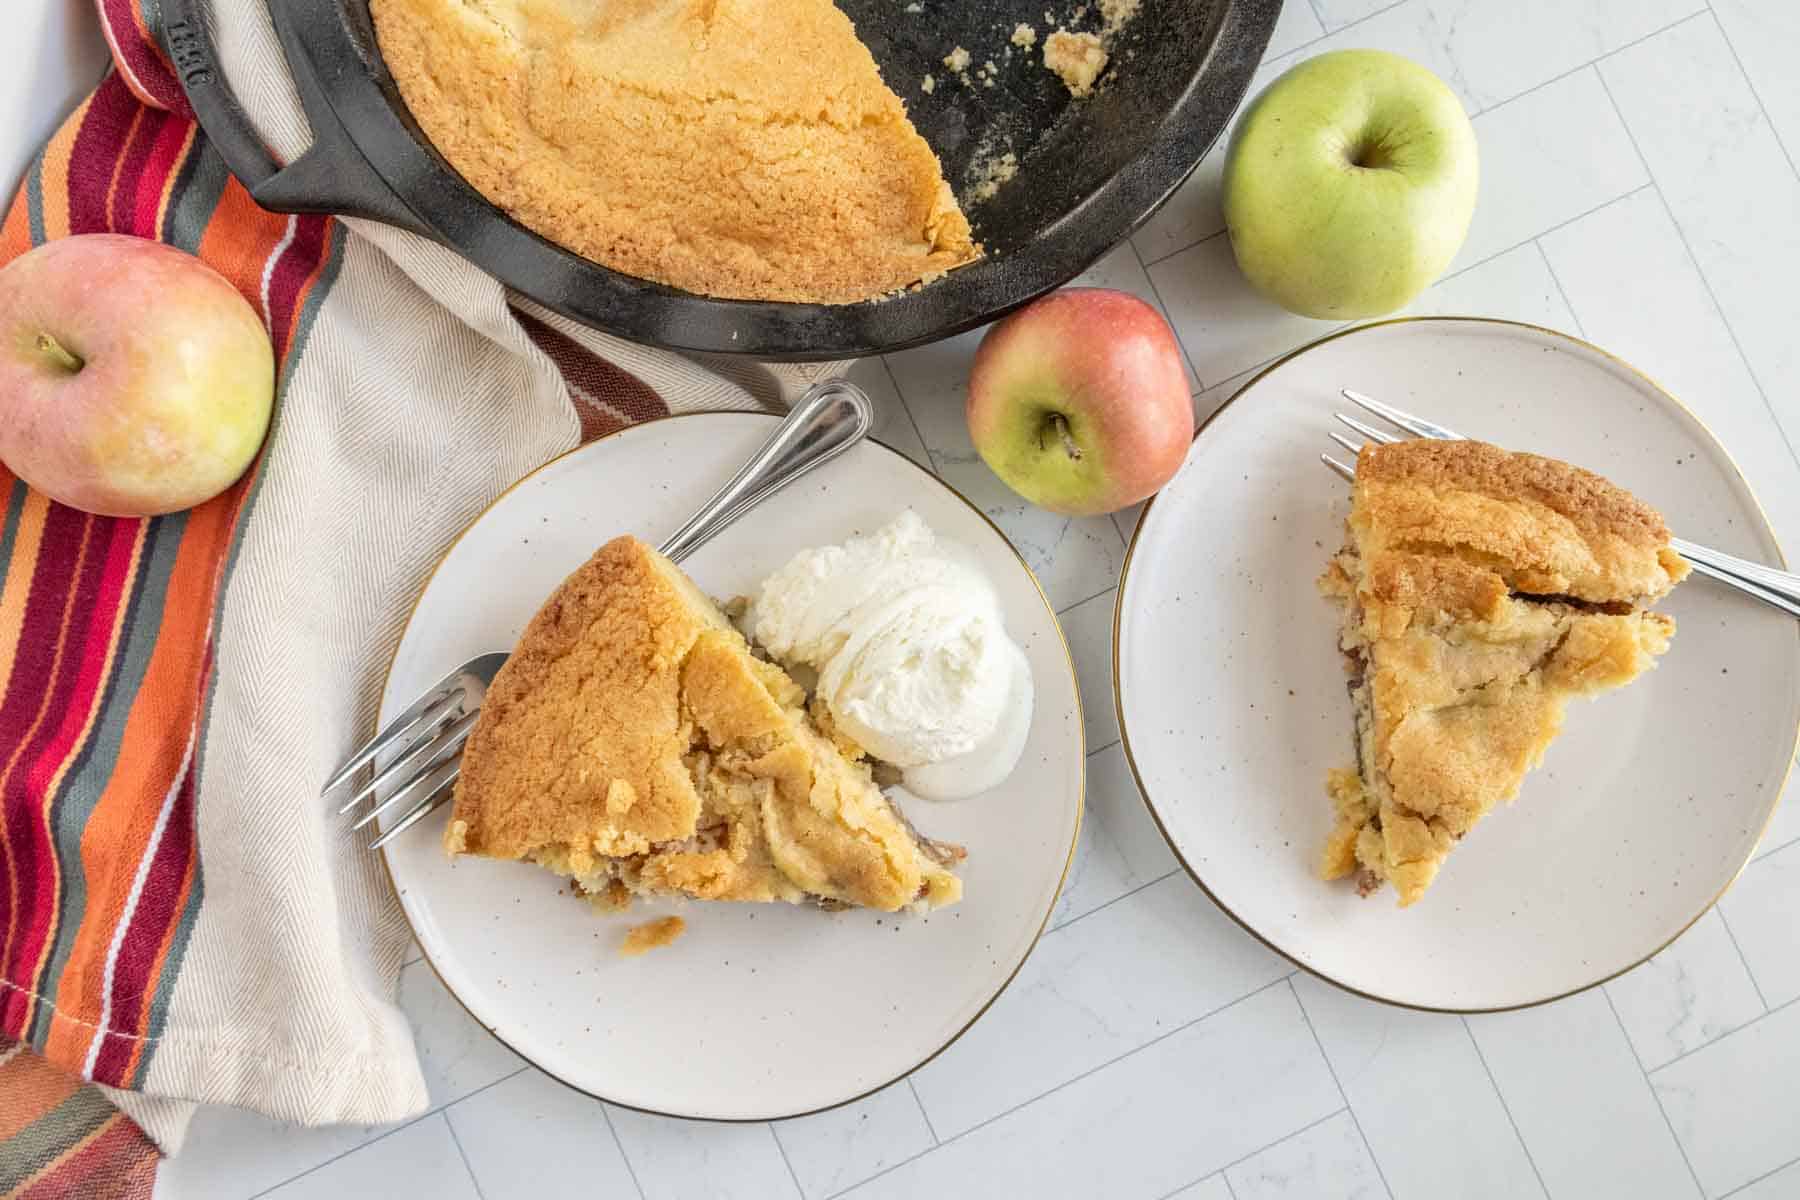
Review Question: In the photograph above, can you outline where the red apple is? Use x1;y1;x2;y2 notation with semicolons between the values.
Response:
967;288;1193;516
0;234;274;517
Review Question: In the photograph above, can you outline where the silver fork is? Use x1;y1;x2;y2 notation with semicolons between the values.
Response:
1321;388;1800;621
324;378;877;849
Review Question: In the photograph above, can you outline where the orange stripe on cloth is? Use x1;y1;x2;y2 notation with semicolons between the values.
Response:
0;489;47;693
0;1053;83;1141
36;497;234;1069
196;177;302;305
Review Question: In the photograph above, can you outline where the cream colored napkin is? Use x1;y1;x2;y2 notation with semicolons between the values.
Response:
129;4;841;1148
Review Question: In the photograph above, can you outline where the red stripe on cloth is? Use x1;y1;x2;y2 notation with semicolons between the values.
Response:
88;743;197;1087
130;114;191;237
267;216;332;360
0;512;121;1034
97;0;186;118
0;509;96;1029
9;520;139;1016
17;1111;158;1200
106;107;159;235
64;76;142;236
513;309;669;440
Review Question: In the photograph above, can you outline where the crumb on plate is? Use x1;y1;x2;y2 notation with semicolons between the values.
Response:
620;915;686;957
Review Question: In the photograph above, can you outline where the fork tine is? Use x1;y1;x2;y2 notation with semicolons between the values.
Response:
1334;413;1397;445
321;684;461;797
351;732;468;832
338;708;479;814
1321;452;1355;481
368;769;460;850
1341;389;1467;442
1328;432;1364;457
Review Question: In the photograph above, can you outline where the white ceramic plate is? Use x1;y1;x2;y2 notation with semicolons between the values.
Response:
1116;318;1800;1012
379;413;1082;1118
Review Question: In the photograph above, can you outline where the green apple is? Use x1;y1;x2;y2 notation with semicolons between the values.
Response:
1222;49;1479;319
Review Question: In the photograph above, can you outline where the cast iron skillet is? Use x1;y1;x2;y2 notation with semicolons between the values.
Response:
158;0;1280;360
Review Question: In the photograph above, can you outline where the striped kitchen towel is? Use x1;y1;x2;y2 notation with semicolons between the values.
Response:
0;2;840;1193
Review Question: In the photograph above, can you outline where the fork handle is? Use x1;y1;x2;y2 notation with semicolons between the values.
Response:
658;379;875;564
1674;539;1800;618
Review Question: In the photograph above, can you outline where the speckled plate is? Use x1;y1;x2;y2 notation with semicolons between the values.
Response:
377;412;1082;1119
1115;318;1800;1012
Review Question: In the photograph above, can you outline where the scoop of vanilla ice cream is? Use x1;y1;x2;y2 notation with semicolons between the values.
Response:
745;511;1032;798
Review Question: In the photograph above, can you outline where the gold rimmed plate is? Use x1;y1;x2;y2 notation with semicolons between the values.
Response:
1114;318;1800;1012
377;413;1082;1119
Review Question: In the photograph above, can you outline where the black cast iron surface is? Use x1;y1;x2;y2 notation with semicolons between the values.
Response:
160;0;1280;359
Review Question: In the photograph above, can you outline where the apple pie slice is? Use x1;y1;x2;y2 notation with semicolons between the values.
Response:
1317;439;1688;905
445;536;963;912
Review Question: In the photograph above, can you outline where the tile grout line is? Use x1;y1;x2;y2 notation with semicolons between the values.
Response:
1128;233;1208;392
1460;7;1711;121
906;1078;942;1144
1713;905;1770;1010
1158;1106;1351;1200
1706;6;1800;186
1719;1150;1800;1198
1592;68;1800;479
1436;179;1656;289
441;1112;489;1200
1289;977;1396;1200
1649;991;1800;1075
1046;866;1180;936
880;355;942;481
1085;735;1122;762
1056;583;1119;618
1460;1017;1551;1200
820;975;1295;1200
1752;829;1800;865
244;1065;533;1200
1601;986;1707;1198
768;1122;808;1200
1534;240;1588;339
1283;0;1414;54
1219;1170;1242;1200
1301;0;1328;34
599;1104;650;1200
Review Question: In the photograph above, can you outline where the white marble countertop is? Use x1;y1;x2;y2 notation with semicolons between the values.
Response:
134;1;1800;1197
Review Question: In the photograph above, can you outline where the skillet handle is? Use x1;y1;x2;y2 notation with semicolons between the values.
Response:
159;0;433;238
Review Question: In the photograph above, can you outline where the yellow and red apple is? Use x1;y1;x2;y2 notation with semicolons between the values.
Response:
967;287;1193;516
0;233;275;517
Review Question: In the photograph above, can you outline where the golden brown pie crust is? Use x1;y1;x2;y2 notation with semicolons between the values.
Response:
1318;440;1687;905
369;0;979;303
446;535;962;912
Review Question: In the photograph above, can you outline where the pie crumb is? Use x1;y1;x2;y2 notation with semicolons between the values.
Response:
1099;0;1140;31
1043;30;1107;98
943;46;971;72
921;73;936;94
971;152;1019;202
1011;23;1037;47
620;916;686;957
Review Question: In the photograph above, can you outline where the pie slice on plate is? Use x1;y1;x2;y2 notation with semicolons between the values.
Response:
446;535;964;911
1318;439;1688;905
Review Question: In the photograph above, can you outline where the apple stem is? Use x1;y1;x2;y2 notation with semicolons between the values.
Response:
1045;413;1083;462
35;333;84;375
